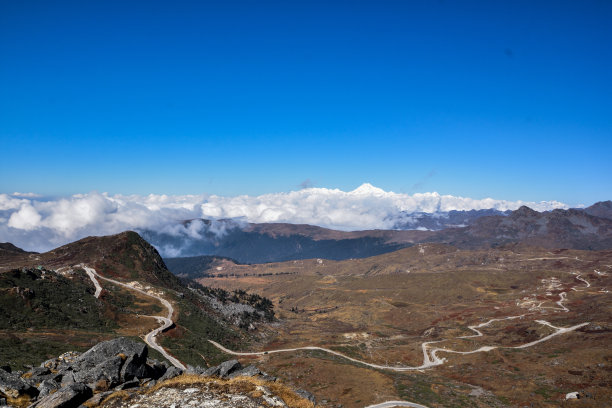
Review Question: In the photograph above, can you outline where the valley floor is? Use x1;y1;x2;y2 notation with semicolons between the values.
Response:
198;245;612;407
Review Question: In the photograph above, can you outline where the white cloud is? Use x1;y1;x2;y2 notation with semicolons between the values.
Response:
11;192;42;198
0;183;568;252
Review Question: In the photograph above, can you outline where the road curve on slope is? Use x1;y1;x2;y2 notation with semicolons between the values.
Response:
209;318;587;371
209;275;593;408
79;265;186;370
83;266;102;298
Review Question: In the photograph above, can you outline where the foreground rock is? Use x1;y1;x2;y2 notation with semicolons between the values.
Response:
0;368;38;406
31;382;92;408
0;338;315;408
0;338;164;407
98;374;314;408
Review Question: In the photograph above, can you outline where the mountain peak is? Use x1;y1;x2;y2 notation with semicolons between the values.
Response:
0;242;28;253
584;200;612;220
350;183;387;195
511;206;540;218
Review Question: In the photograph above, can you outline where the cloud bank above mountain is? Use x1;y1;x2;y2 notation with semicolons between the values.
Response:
0;183;568;252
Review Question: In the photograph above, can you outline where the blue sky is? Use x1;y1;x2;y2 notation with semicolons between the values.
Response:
1;0;610;205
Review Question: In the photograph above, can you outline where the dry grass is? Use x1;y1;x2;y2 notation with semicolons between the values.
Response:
98;389;131;406
5;394;33;408
149;374;315;408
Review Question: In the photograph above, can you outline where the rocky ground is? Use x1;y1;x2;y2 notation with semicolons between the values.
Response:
0;338;315;408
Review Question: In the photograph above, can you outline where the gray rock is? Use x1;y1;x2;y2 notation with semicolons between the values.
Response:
228;365;261;378
58;370;75;388
296;388;316;403
158;366;183;382
32;382;92;408
202;365;220;376
73;355;123;389
40;358;59;371
0;368;38;399
0;397;6;406
260;374;277;382
26;367;51;380
115;379;140;390
120;354;148;382
146;360;167;380
82;391;112;406
72;338;146;373
37;379;60;399
185;365;202;374
218;360;242;378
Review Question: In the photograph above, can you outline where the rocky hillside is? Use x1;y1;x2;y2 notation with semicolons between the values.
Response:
0;232;277;373
0;337;314;408
426;205;612;249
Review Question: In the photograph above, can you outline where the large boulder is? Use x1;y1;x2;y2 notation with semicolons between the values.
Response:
72;338;147;373
218;360;242;378
228;365;261;378
145;359;168;380
73;355;123;390
158;366;183;382
36;379;60;399
120;354;148;382
31;382;92;408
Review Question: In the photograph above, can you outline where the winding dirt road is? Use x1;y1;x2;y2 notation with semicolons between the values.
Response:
208;272;595;407
79;265;186;370
80;263;596;408
209;317;587;371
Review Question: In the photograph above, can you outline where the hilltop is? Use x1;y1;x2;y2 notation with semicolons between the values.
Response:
0;232;275;371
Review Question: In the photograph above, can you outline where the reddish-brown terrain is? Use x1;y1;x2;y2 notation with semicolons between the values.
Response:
198;245;612;407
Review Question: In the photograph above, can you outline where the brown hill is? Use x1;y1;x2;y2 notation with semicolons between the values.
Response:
0;243;30;253
0;231;270;372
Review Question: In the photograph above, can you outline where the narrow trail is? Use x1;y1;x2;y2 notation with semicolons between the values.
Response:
79;265;186;370
208;271;597;408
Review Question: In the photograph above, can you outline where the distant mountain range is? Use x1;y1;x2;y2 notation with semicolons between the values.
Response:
5;201;610;266
139;201;612;265
141;221;429;264
424;204;612;250
391;208;512;230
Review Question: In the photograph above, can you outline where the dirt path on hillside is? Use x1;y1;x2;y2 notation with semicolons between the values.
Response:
79;265;186;370
209;271;595;407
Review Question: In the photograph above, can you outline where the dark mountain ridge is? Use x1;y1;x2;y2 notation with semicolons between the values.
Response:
141;221;430;264
155;201;612;266
425;205;612;250
584;200;612;220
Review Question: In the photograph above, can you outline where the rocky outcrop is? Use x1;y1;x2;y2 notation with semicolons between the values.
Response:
1;338;314;408
31;382;92;408
0;368;38;400
0;338;162;407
